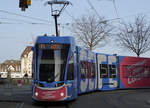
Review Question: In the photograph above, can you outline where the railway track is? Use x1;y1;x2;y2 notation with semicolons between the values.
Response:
15;102;24;108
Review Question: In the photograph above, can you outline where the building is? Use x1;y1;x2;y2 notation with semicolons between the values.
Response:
0;60;21;78
0;46;34;79
21;46;33;78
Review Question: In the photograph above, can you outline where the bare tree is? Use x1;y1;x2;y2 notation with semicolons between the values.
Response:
71;14;113;51
117;15;150;57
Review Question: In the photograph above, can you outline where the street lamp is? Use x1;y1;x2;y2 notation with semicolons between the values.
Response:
45;0;71;36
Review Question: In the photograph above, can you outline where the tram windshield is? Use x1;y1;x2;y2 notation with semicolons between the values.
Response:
36;44;70;83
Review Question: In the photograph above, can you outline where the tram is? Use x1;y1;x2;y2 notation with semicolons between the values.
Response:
32;36;78;101
32;35;150;102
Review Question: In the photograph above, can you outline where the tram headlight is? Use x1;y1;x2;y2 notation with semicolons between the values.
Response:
35;92;39;97
60;92;64;97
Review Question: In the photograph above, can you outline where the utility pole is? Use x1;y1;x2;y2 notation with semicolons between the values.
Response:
45;0;71;36
54;15;59;36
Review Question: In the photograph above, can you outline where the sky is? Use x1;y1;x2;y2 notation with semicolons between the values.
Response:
0;0;150;63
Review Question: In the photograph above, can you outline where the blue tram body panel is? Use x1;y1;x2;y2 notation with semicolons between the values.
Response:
118;56;125;89
76;46;97;94
96;53;118;90
32;36;78;101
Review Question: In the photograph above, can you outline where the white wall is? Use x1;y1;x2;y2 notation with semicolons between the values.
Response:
21;50;33;78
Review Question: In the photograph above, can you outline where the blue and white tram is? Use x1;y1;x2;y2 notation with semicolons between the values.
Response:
32;35;150;102
32;36;78;101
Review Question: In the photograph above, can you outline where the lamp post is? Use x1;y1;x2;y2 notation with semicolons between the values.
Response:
46;0;71;36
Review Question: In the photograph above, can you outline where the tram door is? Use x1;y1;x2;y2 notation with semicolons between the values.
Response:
97;54;118;90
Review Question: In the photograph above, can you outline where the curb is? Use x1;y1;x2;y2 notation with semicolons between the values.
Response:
0;100;22;102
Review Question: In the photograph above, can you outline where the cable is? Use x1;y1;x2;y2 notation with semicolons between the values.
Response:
0;17;51;25
0;21;21;24
0;9;50;23
86;0;101;18
65;8;120;24
65;10;77;22
0;21;52;25
0;17;54;25
112;0;119;17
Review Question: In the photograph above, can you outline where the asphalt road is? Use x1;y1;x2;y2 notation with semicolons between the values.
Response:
0;87;150;108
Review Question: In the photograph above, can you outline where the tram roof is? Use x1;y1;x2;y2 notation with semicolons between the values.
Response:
36;36;75;44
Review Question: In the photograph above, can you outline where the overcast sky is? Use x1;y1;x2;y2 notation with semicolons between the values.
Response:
0;0;150;63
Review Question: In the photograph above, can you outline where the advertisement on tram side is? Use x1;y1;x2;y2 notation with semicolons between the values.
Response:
119;56;150;88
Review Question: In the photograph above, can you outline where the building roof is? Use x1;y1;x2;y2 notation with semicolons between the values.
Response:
0;60;21;72
2;60;21;66
21;46;32;58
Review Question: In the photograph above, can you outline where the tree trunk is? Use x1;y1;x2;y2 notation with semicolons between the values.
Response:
137;53;140;57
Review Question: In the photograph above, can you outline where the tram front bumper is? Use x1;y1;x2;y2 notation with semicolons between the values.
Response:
32;84;67;101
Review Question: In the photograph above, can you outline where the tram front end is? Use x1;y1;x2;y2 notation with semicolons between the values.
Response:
32;36;77;102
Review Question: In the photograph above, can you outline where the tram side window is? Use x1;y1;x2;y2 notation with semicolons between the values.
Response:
100;64;108;78
67;64;74;80
109;65;116;78
32;56;34;79
87;62;91;78
81;61;87;79
67;53;74;80
91;63;96;78
36;44;39;80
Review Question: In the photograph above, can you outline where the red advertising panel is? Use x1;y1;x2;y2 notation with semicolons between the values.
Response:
120;56;150;88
